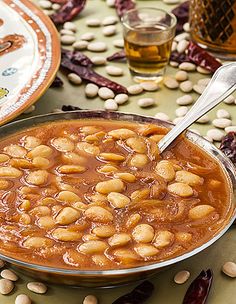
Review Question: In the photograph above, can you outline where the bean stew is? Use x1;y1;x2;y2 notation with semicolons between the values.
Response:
0;119;232;270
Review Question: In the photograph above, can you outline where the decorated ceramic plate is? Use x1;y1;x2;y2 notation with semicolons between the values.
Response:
0;0;60;125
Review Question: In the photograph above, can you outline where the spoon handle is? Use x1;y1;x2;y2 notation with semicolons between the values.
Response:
158;62;236;153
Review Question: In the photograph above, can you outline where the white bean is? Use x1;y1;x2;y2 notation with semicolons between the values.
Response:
15;294;31;304
173;117;184;124
85;206;113;222
98;87;115;99
179;80;193;93
140;82;159;91
114;94;129;105
225;126;236;133
39;0;51;9
138;98;155;108
132;224;154;243
174;270;190;284
177;40;189;53
72;40;88;50
87;41;107;52
83;295;98;304
183;22;190;32
206;129;225;141
197;66;211;74
0;167;22;178
4;145;26;158
189;205;215;219
0;279;14;295
171;41;177;52
63;22;77;32
52;137;74;152
197;114;210;124
85;83;99;98
223;95;235;104
179;62;196;71
204;136;213;143
1;269;18;281
107;192;130;208
135;244;159;258
68;73;82;85
222;261;236;278
174;32;190;42
193;84;205;94
106;65;123;76
176;95;193;105
104;99;118;111
108;233;131;247
175;70;188;82
61;35;76;45
198;78;211;86
79;240;108;254
86;18;101;27
127;84;143;95
81;32;95;41
106;0;115;7
154;112;170;121
42;10;52;15
52;3;60;10
113;39;124;48
169;61;179;67
90;56;106;65
27;282;47;294
216;109;231;119
95;179;124;194
163;77;179;89
213;118;232;129
102;16;119;25
103;25;117;36
168;182;193;197
175;106;188;117
60;29;75;36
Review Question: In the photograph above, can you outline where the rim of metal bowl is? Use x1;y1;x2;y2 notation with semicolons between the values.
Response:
0;110;235;276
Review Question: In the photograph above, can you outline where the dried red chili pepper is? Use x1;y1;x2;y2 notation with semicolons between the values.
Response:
182;269;213;304
115;0;136;18
171;1;189;34
51;0;86;25
61;56;128;94
112;281;154;304
62;105;83;111
220;132;236;166
50;0;66;4
107;50;126;62
50;75;64;88
187;41;221;73
170;51;190;64
62;49;93;67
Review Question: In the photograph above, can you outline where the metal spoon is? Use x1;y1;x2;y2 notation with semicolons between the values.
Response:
158;62;236;153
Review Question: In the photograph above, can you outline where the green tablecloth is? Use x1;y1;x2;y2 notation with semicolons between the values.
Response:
2;0;236;303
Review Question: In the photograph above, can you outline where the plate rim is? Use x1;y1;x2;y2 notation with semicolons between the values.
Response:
0;0;61;126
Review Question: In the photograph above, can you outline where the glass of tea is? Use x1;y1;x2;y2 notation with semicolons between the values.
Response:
122;8;177;82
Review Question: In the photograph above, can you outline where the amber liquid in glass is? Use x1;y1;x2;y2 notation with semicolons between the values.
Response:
124;25;173;80
190;0;236;59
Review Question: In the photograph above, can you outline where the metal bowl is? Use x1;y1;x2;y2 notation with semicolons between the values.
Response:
0;110;235;287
